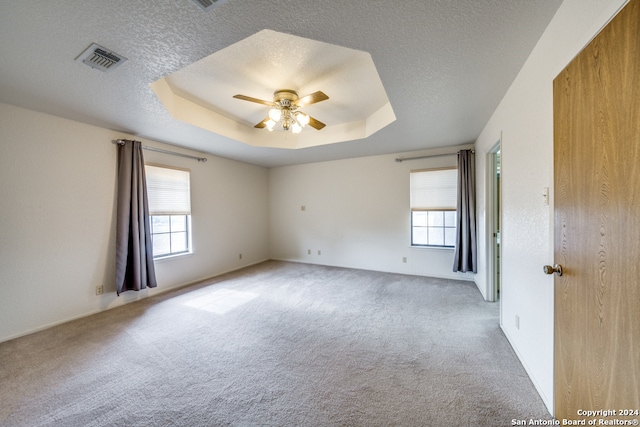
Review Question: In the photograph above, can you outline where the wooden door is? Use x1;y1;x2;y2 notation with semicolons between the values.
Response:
553;0;640;422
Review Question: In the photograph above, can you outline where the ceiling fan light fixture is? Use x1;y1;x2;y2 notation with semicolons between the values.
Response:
266;119;276;131
295;112;310;127
233;89;329;133
269;108;282;122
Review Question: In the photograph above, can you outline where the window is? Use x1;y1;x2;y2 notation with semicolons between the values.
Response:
145;164;192;258
410;168;457;247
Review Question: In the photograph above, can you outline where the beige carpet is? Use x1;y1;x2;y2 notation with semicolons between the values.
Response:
0;261;550;426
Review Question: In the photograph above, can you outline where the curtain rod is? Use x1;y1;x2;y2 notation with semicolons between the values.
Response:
115;139;207;162
394;150;474;163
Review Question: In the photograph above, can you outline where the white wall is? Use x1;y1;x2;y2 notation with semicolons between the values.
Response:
474;0;628;413
0;102;270;343
269;145;475;281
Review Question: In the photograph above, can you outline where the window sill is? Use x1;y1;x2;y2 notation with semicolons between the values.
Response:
153;251;193;263
410;245;455;251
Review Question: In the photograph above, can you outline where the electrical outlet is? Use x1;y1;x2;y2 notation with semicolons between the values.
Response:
515;315;520;330
402;257;407;263
301;205;306;211
95;285;104;296
307;249;311;255
239;253;242;260
317;250;321;255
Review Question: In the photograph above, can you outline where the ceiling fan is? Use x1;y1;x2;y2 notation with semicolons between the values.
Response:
233;89;329;133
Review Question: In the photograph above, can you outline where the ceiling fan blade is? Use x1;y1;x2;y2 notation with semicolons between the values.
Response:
254;118;269;128
307;116;326;130
296;91;329;107
233;94;274;107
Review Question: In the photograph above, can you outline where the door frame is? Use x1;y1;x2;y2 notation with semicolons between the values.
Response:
485;137;501;302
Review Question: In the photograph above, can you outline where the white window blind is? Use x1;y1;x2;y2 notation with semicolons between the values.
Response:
145;164;191;215
410;168;457;210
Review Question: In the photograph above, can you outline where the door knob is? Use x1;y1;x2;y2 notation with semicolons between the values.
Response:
543;264;563;276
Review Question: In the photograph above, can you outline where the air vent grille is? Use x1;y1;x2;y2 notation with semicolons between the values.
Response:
75;43;127;73
191;0;229;12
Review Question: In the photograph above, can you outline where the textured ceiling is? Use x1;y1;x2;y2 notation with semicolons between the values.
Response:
0;0;563;168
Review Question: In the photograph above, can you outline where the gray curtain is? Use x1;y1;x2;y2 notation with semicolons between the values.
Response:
453;149;477;273
115;140;157;295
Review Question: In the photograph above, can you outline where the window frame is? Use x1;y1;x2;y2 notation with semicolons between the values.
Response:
410;167;458;248
145;163;193;260
149;214;192;259
410;209;457;248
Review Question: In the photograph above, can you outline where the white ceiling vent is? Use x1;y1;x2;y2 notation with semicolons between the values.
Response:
191;0;229;12
75;43;127;72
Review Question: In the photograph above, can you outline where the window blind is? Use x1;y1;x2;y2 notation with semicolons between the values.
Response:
145;164;191;215
410;168;457;210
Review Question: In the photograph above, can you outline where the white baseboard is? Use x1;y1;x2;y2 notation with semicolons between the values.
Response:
0;258;270;344
500;323;554;416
